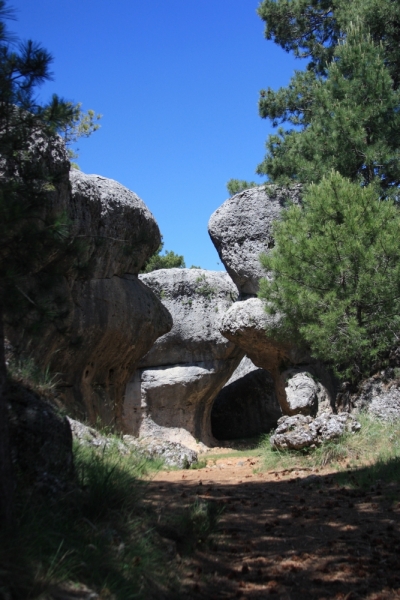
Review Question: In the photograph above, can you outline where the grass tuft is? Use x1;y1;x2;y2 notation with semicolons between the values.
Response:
0;441;172;599
259;414;400;484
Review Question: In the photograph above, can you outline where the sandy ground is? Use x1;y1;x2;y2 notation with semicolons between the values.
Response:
144;454;400;599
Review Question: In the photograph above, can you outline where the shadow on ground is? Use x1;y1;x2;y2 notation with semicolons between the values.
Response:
144;459;400;599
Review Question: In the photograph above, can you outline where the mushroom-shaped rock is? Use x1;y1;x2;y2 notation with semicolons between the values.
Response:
219;298;334;416
211;356;282;440
69;169;161;278
208;185;301;296
8;169;172;428
123;269;244;448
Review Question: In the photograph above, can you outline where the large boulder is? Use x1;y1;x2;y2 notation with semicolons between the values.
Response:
68;170;160;279
219;297;335;416
351;372;400;421
270;413;361;451
208;185;301;296
8;168;172;429
211;356;282;440
123;269;244;447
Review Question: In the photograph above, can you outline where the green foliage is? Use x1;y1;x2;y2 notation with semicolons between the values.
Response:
6;354;59;393
0;442;170;599
226;178;259;196
256;1;400;189
261;414;400;483
141;239;185;273
259;173;400;381
0;3;94;335
58;103;102;169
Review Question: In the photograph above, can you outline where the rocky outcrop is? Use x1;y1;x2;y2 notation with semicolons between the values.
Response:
350;371;400;420
270;413;361;451
218;297;334;415
68;170;160;278
68;418;198;468
208;185;301;296
211;356;282;440
8;166;172;429
123;269;244;447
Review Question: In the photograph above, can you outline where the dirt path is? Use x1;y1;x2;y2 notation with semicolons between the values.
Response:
144;454;400;599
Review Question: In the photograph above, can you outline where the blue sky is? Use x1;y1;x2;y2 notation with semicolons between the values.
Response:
11;1;300;270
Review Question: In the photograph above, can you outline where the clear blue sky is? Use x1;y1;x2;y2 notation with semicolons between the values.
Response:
11;1;300;270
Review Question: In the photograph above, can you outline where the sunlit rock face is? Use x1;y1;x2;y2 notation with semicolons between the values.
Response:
123;269;244;448
208;185;302;297
209;187;336;418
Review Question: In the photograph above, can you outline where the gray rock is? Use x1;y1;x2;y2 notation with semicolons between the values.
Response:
353;376;400;420
69;170;161;278
32;275;173;426
7;164;172;429
123;269;244;447
208;185;301;296
68;418;198;468
270;412;361;450
219;298;335;417
211;356;282;440
124;436;198;469
283;370;319;417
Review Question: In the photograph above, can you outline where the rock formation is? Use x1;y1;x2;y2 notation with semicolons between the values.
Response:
210;188;336;417
8;155;172;428
270;413;361;450
218;296;334;416
68;418;198;468
208;185;301;296
123;268;244;447
211;356;282;440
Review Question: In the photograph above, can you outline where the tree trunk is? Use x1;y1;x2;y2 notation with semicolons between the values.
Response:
0;301;14;527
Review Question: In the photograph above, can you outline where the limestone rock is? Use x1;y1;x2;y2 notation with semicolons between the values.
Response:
67;417;198;468
33;275;173;426
270;412;361;450
208;185;301;296
283;370;321;417
123;269;244;446
69;170;161;278
219;298;335;416
352;375;400;420
211;356;282;440
7;165;172;429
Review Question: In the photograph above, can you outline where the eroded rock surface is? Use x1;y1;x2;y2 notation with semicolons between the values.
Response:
123;269;244;447
211;356;281;440
270;413;361;450
352;374;400;420
68;418;198;468
208;185;301;296
8;166;172;429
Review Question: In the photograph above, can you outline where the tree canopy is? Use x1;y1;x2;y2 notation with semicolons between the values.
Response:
256;0;400;190
0;0;99;524
257;0;400;382
259;173;400;382
141;239;186;273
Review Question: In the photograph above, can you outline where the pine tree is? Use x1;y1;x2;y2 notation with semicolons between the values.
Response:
141;238;185;272
0;2;86;525
256;1;400;190
259;173;400;382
